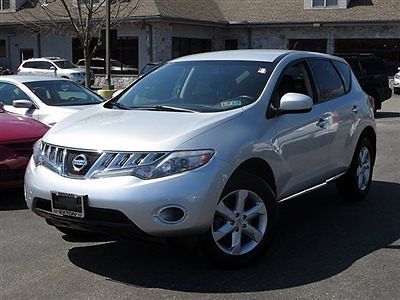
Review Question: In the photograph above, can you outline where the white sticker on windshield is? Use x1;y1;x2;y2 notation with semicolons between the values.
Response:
221;100;242;107
257;67;267;74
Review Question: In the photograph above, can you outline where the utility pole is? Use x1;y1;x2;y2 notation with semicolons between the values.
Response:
104;0;114;90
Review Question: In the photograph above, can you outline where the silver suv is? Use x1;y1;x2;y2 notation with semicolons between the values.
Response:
17;57;94;85
25;50;376;267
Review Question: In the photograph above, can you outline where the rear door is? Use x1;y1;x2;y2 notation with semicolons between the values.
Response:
308;58;353;177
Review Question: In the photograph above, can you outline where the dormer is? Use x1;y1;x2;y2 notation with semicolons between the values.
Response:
304;0;351;9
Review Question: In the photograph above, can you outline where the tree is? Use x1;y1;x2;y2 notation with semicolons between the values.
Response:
13;0;141;87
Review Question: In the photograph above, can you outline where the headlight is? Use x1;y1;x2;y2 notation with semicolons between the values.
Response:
32;139;43;166
92;150;215;179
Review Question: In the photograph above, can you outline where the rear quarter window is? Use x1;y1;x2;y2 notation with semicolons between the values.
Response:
309;59;345;102
332;60;351;92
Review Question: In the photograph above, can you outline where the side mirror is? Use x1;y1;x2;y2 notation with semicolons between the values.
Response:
50;66;56;71
398;67;400;71
0;102;4;112
13;99;36;109
279;93;313;114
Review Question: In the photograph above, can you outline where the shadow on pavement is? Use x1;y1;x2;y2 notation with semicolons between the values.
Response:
375;111;400;119
68;181;400;293
0;188;27;211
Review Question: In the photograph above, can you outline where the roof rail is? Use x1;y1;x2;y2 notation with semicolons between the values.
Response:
334;53;376;57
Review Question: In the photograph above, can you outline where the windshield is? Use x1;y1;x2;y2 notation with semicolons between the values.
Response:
117;61;272;112
54;60;77;69
25;80;103;106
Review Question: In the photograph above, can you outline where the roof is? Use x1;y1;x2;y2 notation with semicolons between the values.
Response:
171;49;292;62
1;0;399;26
0;75;68;83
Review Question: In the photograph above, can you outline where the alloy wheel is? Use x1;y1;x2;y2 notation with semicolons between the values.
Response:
212;189;268;256
357;146;371;191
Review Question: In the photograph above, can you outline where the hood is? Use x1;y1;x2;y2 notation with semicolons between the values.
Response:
0;111;49;142
43;105;242;151
41;105;97;125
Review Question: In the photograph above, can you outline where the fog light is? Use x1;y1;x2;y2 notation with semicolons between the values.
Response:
158;206;186;224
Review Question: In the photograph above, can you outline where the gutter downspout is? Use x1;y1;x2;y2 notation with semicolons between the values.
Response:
145;22;154;62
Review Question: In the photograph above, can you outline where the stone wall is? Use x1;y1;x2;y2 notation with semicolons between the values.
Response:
94;75;138;90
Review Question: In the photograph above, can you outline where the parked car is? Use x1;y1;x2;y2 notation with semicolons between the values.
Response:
25;50;376;267
394;67;400;95
0;76;104;126
0;102;49;190
17;57;95;85
76;58;138;75
0;64;12;75
335;53;392;111
139;62;163;76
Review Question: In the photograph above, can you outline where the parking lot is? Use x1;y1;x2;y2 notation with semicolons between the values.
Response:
1;94;399;299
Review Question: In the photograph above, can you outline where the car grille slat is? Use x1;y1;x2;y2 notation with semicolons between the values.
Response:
40;142;169;179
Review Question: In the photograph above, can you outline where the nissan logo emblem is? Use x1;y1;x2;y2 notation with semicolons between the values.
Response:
72;154;88;172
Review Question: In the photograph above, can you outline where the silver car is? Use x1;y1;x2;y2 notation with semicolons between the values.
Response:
0;76;103;126
25;50;376;267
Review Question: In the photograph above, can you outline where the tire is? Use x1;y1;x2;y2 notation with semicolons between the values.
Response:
201;172;278;268
336;138;374;202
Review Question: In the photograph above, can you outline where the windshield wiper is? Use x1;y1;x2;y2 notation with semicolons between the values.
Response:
130;105;196;113
109;101;130;110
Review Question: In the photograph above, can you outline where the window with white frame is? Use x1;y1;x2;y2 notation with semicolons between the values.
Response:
312;0;338;7
0;0;11;10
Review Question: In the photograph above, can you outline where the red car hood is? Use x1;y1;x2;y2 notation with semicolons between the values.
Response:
0;111;49;143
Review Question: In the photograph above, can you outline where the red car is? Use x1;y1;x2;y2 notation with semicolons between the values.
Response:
0;102;49;189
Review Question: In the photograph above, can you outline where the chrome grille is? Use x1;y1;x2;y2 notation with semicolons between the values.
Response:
40;142;168;179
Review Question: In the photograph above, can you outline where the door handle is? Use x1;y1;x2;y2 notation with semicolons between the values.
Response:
352;105;359;114
316;118;328;128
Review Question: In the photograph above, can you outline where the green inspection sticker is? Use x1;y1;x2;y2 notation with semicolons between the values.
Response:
221;100;242;107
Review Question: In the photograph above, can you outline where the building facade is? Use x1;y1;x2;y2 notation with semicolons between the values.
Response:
0;0;399;75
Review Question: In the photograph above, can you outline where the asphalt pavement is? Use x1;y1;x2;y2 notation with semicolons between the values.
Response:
1;95;399;299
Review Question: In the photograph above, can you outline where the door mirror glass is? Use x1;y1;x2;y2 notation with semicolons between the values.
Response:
279;93;313;114
13;99;35;109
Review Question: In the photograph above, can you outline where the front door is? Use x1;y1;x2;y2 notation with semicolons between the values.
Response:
267;61;333;198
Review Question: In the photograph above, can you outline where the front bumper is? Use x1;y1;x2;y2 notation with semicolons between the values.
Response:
25;157;228;237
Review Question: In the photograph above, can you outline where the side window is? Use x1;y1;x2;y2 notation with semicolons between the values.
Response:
0;82;31;105
332;60;351;92
271;62;314;109
309;59;345;102
39;61;54;70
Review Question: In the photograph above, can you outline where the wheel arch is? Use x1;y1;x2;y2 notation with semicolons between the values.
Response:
229;158;277;197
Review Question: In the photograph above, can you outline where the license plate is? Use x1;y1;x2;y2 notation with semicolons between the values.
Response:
51;192;87;218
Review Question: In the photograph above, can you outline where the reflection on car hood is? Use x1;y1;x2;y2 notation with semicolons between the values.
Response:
44;105;243;151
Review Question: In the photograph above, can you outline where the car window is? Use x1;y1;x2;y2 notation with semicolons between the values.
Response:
54;60;76;69
309;59;345;102
332;60;351;92
271;62;314;109
117;61;273;112
22;61;37;69
0;82;31;105
359;58;387;76
24;80;103;106
37;61;54;70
